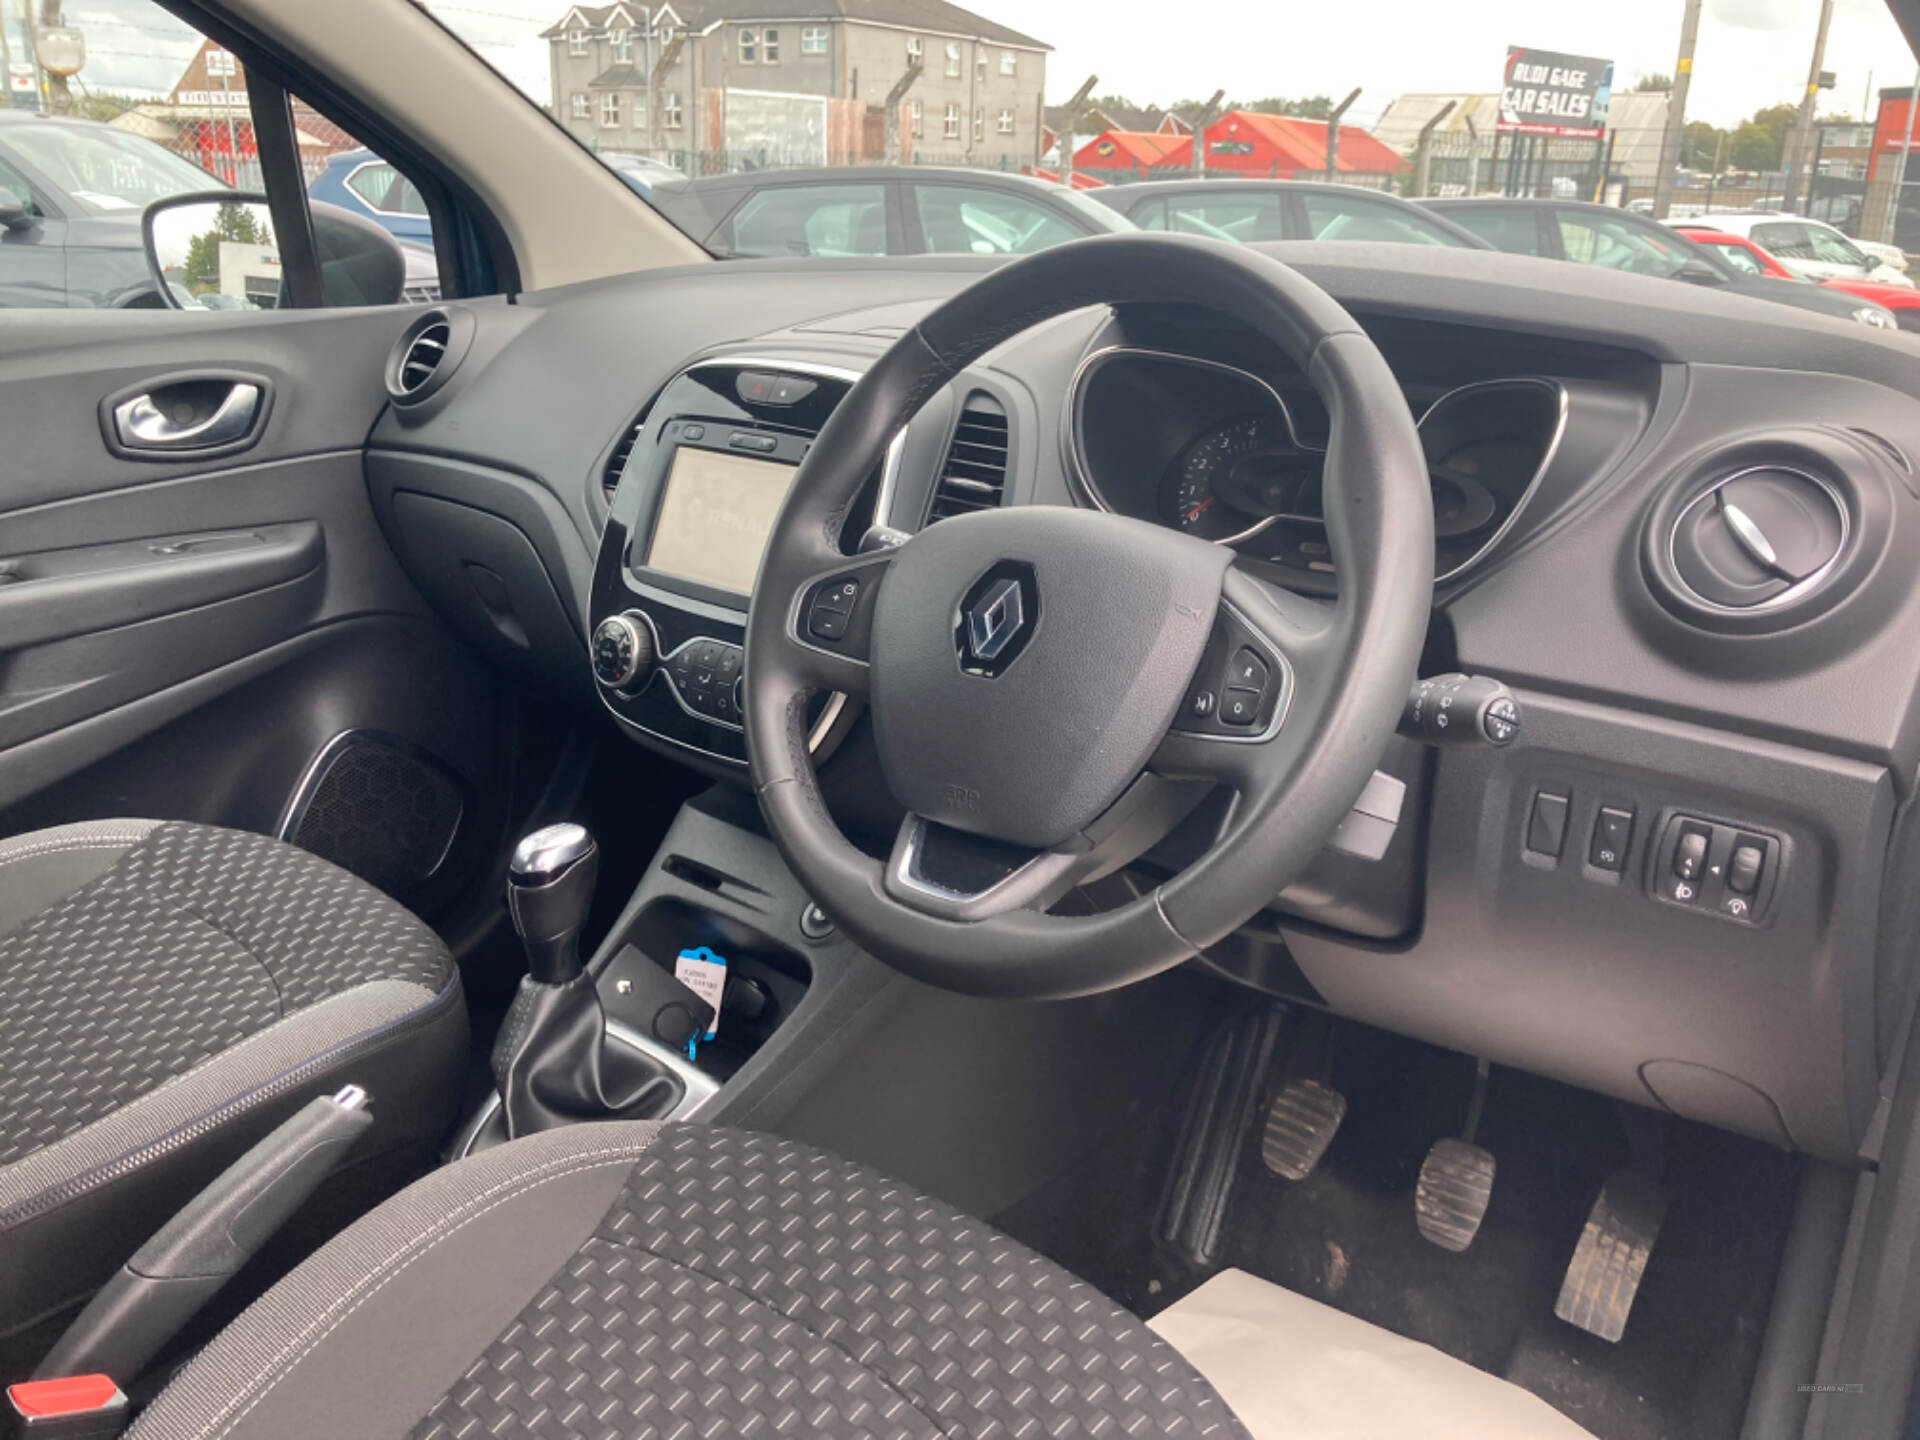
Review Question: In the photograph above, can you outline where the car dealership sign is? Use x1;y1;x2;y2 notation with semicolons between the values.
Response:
1498;47;1612;139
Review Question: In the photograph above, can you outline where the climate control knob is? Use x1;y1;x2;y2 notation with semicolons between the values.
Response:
591;613;653;689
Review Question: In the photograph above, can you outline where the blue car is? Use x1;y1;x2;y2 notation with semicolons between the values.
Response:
307;147;433;244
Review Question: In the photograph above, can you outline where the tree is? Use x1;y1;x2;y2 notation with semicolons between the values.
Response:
1175;95;1334;118
1634;73;1674;93
180;203;272;292
1681;119;1725;170
1728;103;1797;171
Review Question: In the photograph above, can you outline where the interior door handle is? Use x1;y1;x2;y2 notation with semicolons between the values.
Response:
113;383;261;452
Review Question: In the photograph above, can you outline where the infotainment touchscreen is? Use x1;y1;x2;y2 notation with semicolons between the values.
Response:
644;445;798;595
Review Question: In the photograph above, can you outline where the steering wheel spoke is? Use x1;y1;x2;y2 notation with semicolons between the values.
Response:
883;813;1098;921
770;549;896;698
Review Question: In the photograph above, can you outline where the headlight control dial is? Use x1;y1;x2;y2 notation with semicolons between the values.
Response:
591;613;654;689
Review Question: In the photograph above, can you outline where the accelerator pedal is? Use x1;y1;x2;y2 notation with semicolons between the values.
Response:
1555;1168;1671;1343
1415;1138;1497;1252
1260;1078;1347;1181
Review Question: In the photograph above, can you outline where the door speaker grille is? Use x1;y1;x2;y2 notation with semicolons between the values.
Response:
280;732;463;900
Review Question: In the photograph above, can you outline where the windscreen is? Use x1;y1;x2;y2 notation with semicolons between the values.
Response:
644;446;798;594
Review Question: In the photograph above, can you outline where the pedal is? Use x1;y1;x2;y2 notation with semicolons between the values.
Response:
1415;1138;1495;1252
1555;1168;1670;1343
1260;1078;1347;1181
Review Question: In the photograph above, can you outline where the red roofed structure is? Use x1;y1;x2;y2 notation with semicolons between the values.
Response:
1075;111;1408;183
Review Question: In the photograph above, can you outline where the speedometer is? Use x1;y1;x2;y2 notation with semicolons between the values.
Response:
1161;414;1312;543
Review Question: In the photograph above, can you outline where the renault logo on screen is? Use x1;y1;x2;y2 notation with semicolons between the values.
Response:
956;562;1037;677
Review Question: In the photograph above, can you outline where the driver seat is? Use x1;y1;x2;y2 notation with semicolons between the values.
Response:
124;1123;1595;1440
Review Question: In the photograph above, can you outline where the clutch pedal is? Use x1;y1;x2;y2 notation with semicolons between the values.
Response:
1260;1077;1347;1181
1555;1168;1671;1342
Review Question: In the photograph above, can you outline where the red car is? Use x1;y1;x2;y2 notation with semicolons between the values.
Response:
1677;224;1920;331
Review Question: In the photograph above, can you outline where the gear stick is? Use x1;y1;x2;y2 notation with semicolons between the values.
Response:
491;824;674;1139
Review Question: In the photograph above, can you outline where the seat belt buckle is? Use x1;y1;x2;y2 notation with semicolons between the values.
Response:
6;1376;128;1438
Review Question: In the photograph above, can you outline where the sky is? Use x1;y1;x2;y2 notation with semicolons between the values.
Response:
18;0;1917;132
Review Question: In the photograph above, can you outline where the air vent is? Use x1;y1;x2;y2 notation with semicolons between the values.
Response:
385;308;472;406
1668;466;1847;612
604;413;647;498
926;394;1009;524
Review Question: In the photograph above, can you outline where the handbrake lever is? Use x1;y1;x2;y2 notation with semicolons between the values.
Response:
33;1087;374;1387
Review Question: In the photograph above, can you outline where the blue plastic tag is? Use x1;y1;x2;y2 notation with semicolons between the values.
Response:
674;947;727;1058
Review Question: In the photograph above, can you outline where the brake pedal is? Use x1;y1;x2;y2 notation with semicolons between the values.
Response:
1555;1168;1670;1342
1260;1078;1347;1181
1415;1138;1496;1251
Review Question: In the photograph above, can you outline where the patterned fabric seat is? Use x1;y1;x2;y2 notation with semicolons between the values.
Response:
0;820;467;1382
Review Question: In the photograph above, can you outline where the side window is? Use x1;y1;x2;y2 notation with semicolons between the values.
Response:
0;1;438;312
912;184;1081;255
1752;222;1816;260
1161;194;1285;244
1716;244;1764;275
1302;193;1459;247
1806;227;1866;266
1440;206;1541;255
1130;198;1168;231
722;184;888;258
0;157;37;213
1555;213;1689;278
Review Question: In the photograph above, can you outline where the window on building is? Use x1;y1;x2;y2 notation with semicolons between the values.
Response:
568;29;588;55
1000;50;1015;76
907;34;922;63
976;48;987;77
657;23;675;45
944;41;960;76
665;92;684;129
943;103;960;138
997;108;1014;134
911;99;923;137
762;28;780;62
972;108;983;141
600;92;621;127
205;48;236;77
738;28;757;62
571;92;590;119
610;27;631;61
801;25;827;54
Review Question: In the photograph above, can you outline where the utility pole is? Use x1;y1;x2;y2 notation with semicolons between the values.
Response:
1056;72;1096;186
1323;86;1361;181
1189;88;1224;177
0;0;14;111
34;0;66;113
1782;0;1834;212
1411;99;1455;198
880;60;921;165
1652;0;1702;219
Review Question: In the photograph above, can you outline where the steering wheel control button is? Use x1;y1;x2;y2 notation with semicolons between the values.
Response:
1190;690;1217;719
807;606;851;641
1221;689;1262;726
591;614;653;689
1228;648;1270;692
798;570;883;661
1588;807;1634;874
1524;790;1570;860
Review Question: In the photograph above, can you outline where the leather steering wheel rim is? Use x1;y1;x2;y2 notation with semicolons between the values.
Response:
745;233;1433;999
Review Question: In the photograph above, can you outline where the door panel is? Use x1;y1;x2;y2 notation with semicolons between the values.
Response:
0;306;514;921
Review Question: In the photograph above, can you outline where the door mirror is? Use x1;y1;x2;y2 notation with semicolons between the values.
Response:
1676;258;1728;287
0;191;34;232
142;191;410;310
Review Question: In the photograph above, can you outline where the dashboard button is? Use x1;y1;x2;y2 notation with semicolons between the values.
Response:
715;645;742;681
735;372;777;404
1673;825;1710;882
680;423;705;442
1221;688;1261;726
1525;791;1569;858
729;431;779;453
770;376;817;405
1589;806;1634;872
1727;841;1765;895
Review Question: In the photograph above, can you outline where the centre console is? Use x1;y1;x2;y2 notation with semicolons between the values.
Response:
588;358;884;768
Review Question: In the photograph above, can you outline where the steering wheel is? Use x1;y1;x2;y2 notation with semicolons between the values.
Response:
744;233;1433;999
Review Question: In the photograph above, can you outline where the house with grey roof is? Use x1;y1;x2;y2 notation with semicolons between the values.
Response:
543;0;1048;169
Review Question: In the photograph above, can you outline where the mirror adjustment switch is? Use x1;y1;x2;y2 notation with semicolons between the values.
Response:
1525;790;1570;859
1589;807;1634;872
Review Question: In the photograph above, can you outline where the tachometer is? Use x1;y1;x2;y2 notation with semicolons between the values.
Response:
1161;414;1302;543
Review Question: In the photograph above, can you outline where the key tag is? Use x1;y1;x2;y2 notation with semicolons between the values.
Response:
673;947;727;1058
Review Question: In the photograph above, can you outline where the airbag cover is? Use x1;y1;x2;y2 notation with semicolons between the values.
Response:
868;506;1229;848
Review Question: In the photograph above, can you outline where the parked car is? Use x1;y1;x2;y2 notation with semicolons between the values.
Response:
1088;179;1491;249
596;150;685;197
1423;196;1898;329
1694;211;1914;288
646;166;1135;258
0;109;229;307
307;147;432;244
1674;224;1920;332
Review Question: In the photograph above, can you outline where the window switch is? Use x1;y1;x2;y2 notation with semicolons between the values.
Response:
1589;806;1634;872
1525;790;1570;858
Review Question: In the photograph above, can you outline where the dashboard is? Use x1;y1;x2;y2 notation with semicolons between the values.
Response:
361;239;1920;1174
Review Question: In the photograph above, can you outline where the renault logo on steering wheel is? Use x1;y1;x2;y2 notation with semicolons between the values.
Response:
957;562;1038;677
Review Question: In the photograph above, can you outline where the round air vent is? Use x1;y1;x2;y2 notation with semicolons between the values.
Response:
384;307;474;407
1668;466;1848;611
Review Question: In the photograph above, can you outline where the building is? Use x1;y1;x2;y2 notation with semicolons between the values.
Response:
1071;128;1186;183
1371;89;1668;195
543;0;1048;170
